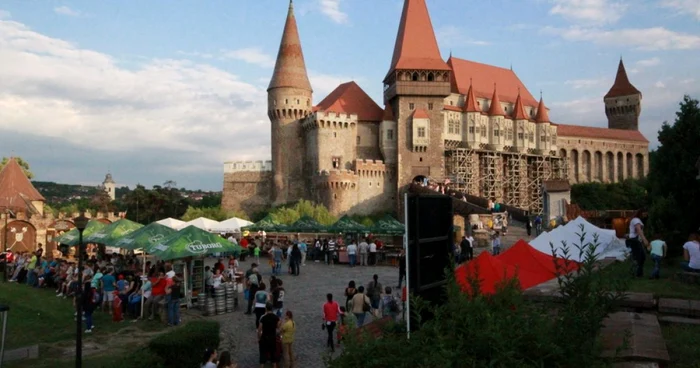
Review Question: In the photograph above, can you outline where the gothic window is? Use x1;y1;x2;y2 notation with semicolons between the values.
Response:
412;72;418;81
528;133;534;142
481;125;487;137
417;127;426;138
409;103;415;110
387;129;394;140
494;129;500;138
469;126;475;134
551;134;557;145
541;134;546;143
428;73;434;81
517;132;524;140
454;120;460;134
507;128;513;140
428;103;434;110
332;157;341;169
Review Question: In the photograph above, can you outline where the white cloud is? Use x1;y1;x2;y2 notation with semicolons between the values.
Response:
659;0;700;20
436;26;491;48
654;81;666;88
635;57;661;67
221;47;275;68
681;78;695;84
542;26;700;50
549;0;627;24
564;78;606;89
319;0;348;24
177;50;213;59
0;10;10;19
54;6;83;17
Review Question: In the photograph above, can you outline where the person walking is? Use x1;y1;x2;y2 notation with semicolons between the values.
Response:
492;232;502;256
397;250;406;288
358;239;369;266
290;244;302;276
258;302;281;368
350;286;371;327
368;240;377;266
254;282;269;329
299;240;307;266
627;209;648;278
366;274;382;316
281;311;296;368
245;266;261;315
166;276;182;326
647;234;667;279
346;241;357;267
322;293;341;352
344;281;357;312
83;281;97;333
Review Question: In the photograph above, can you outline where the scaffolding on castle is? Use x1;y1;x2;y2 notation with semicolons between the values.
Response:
527;156;552;215
480;152;503;203
504;153;528;209
446;148;476;195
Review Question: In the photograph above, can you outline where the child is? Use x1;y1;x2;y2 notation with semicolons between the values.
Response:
112;291;123;322
253;245;261;265
492;231;501;255
337;306;357;344
84;282;97;333
647;234;667;280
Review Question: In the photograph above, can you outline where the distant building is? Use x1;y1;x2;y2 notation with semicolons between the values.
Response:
101;173;116;201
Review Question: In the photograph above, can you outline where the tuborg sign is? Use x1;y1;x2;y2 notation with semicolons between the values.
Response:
186;241;223;254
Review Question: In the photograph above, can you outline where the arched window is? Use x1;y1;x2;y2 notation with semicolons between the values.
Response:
428;73;434;81
412;72;418;81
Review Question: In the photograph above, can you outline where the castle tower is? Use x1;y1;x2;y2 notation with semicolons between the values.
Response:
102;173;116;201
384;0;451;205
268;0;313;205
604;59;642;130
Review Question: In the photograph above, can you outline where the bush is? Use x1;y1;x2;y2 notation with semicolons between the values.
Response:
148;321;220;367
327;230;630;368
99;348;164;368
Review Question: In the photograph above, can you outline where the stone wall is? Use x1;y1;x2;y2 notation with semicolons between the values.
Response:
222;171;273;217
315;170;359;216
557;136;648;184
355;160;395;215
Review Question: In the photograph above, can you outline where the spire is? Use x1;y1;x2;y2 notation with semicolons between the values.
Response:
383;103;396;121
268;0;312;92
604;58;640;99
487;84;505;116
535;95;550;123
385;0;450;80
463;84;479;113
512;90;528;120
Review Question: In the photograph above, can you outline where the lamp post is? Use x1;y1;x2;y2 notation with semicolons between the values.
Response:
2;210;7;283
73;213;88;368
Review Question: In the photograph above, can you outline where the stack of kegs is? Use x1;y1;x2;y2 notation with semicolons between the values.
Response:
214;286;226;315
225;283;236;312
204;295;215;316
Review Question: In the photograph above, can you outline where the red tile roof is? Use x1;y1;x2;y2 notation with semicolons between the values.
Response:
463;85;480;113
512;92;528;120
268;1;312;92
535;97;550;123
447;57;538;108
315;81;384;122
385;0;450;80
604;59;640;99
413;109;429;119
556;124;649;143
487;85;505;116
0;158;44;212
383;104;395;121
444;105;461;112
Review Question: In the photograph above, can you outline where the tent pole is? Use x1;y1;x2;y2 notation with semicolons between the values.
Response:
140;251;146;319
404;193;410;339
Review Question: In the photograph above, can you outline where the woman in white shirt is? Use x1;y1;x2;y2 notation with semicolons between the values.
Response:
626;210;648;278
682;233;700;273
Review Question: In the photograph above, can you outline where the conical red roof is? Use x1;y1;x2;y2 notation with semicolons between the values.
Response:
315;81;383;122
268;1;312;92
0;158;44;212
383;104;395;121
535;97;550;123
512;92;528;120
487;85;505;116
604;59;640;98
412;109;429;119
385;0;449;80
463;84;480;113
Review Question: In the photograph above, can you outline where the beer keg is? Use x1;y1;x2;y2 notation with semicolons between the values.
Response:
224;284;235;313
204;297;215;316
215;287;226;315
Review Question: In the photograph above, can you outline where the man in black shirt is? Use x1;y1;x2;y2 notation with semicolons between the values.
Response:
460;236;472;263
257;302;281;367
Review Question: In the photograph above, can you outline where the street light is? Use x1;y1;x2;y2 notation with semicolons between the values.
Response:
73;213;88;368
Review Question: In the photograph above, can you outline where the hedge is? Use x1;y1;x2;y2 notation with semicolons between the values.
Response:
148;321;221;367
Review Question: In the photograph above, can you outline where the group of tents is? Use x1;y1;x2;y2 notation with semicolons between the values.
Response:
241;214;405;236
456;216;629;294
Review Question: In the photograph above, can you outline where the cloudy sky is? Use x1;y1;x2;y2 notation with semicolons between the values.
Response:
0;0;698;191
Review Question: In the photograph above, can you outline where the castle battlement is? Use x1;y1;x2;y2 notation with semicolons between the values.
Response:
302;111;358;131
224;160;272;173
315;169;358;189
355;159;387;177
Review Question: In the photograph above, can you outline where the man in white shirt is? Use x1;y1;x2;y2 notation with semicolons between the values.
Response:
358;239;369;266
627;210;649;278
682;232;700;273
346;242;357;268
327;240;336;266
369;241;377;266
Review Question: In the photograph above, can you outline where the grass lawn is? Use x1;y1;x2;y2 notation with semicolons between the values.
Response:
662;324;700;368
612;257;700;300
0;281;164;352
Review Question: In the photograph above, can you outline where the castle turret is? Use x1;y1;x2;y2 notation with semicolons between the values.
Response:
604;59;642;130
102;173;116;201
488;84;505;150
268;0;313;205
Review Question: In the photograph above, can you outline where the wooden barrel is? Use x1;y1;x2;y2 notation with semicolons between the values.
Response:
612;218;628;238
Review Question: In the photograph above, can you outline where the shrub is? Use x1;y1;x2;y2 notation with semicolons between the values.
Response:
327;231;630;368
99;348;164;368
148;321;220;367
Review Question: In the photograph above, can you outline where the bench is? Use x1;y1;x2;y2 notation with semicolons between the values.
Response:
674;271;700;285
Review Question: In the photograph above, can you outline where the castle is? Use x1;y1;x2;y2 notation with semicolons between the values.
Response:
222;0;649;217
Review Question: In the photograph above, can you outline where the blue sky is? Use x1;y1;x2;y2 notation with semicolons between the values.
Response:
0;0;698;191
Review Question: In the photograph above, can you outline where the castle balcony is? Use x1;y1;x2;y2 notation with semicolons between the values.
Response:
224;160;272;173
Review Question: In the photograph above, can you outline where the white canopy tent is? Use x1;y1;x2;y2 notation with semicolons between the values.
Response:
156;217;186;230
530;216;628;262
210;217;253;233
180;217;221;232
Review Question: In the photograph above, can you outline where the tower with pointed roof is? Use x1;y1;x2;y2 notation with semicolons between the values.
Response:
268;0;313;205
102;173;116;201
384;0;451;202
604;59;642;131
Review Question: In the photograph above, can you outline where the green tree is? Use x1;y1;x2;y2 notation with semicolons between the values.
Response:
571;178;648;211
180;206;249;222
0;156;34;179
199;193;222;208
647;95;700;251
267;200;336;225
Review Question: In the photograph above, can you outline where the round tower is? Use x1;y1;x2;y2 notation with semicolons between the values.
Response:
268;0;313;205
604;59;642;131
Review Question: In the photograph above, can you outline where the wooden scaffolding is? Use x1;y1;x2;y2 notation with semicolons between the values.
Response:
480;152;503;203
446;148;477;195
504;153;528;209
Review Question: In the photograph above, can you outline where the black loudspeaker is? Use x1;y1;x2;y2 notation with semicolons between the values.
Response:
406;193;453;331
